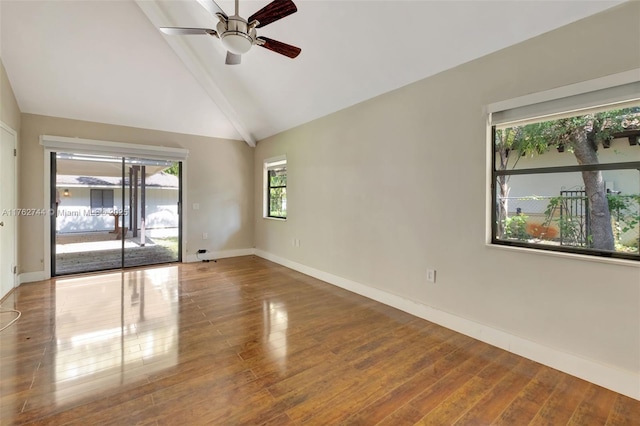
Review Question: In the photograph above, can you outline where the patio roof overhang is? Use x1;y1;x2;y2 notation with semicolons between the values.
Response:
56;154;174;178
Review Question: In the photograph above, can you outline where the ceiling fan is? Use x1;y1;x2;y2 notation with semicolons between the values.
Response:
160;0;301;65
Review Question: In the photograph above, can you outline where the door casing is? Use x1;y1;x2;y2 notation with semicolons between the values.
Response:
0;122;17;299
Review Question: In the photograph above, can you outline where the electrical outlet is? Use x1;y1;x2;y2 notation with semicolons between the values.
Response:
202;232;208;240
426;269;436;283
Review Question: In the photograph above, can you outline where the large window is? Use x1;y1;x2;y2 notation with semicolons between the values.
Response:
265;158;286;219
490;79;640;261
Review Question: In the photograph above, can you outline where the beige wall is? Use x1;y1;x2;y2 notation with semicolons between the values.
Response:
1;59;20;131
1;59;21;284
255;2;640;378
20;114;254;273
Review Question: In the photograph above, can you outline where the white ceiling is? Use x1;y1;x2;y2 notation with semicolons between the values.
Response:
0;0;626;145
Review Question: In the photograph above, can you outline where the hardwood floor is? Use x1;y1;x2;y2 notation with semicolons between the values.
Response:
1;256;638;425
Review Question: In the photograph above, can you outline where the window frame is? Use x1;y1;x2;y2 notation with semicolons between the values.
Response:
487;70;640;262
90;188;115;211
490;127;640;261
264;156;287;220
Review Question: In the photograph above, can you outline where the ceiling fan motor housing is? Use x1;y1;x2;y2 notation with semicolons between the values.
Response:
217;16;257;55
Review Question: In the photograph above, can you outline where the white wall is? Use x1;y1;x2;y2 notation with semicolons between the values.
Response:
255;3;640;398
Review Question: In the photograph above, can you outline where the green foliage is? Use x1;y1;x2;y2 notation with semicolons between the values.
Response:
494;126;550;168
269;169;287;186
543;108;633;151
497;107;639;158
542;194;640;252
153;236;179;255
503;213;529;240
543;196;586;247
164;163;180;176
268;188;286;218
608;194;640;249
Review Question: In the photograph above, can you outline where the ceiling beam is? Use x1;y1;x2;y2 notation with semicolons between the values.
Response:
135;0;256;147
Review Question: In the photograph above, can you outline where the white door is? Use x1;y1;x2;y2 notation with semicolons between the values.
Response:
0;124;17;300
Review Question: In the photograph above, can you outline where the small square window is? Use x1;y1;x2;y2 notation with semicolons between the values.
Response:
90;189;114;211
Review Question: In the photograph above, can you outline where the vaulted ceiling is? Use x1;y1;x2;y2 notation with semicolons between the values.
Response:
0;1;625;146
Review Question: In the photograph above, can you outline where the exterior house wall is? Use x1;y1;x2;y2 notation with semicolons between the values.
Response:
506;137;639;202
55;186;179;233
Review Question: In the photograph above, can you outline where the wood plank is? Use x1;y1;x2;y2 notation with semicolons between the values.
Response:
493;365;563;425
529;375;591;425
414;352;521;424
453;358;541;424
568;383;619;425
606;394;640;425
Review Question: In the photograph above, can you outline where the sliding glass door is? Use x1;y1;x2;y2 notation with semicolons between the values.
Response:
122;158;181;269
52;153;181;276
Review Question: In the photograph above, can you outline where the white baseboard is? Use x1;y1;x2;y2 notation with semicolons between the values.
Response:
254;249;640;401
18;271;48;284
18;248;255;282
186;248;255;263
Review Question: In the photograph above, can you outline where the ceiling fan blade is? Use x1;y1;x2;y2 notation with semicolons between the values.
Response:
248;0;297;28
225;51;241;65
257;37;301;59
196;0;227;18
160;27;217;36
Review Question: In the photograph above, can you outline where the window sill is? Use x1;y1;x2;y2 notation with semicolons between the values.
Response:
263;216;286;222
486;242;640;268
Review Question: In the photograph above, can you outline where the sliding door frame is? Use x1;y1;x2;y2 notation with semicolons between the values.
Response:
42;135;188;279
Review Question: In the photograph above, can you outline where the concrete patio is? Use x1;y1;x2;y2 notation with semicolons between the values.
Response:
55;230;178;275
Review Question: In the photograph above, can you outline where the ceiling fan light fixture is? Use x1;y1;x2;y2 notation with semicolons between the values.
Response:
217;17;255;55
220;31;253;54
